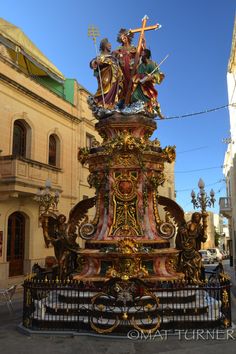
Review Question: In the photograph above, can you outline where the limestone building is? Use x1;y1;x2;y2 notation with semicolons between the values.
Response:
0;18;99;286
220;17;236;270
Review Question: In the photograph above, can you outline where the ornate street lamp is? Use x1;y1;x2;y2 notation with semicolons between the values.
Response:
34;178;60;216
190;178;215;242
191;178;215;213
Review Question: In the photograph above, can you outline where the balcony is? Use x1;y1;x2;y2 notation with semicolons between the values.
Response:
0;155;62;199
219;197;232;218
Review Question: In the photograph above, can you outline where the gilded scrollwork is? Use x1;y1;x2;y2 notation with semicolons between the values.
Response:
147;172;166;189
166;255;178;274
113;153;139;167
87;171;106;190
90;279;160;334
144;128;155;140
78;194;102;240
106;240;149;280
103;130;146;155
109;172;142;236
111;197;141;236
79;222;95;240
130;290;161;334
223;318;230;328
117;238;139;254
153;191;161;225
158;221;176;240
153;192;176;239
222;289;229;308
150;138;161;147
162;145;176;163
106;257;148;281
77;147;90;165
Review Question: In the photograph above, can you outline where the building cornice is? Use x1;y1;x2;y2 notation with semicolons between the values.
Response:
228;17;236;73
0;72;83;123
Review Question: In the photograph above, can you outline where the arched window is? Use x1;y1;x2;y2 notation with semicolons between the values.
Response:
48;134;59;166
13;120;26;157
86;133;94;149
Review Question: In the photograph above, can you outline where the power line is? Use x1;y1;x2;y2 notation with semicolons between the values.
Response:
177;146;209;154
91;102;235;122
155;103;236;121
176;179;225;193
170;165;224;174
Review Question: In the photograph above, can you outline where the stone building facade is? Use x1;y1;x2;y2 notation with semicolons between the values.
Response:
220;18;236;270
0;19;99;286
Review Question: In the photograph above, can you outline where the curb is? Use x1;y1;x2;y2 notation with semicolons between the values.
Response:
17;323;236;339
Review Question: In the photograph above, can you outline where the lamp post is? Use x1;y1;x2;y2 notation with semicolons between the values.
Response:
191;178;215;213
34;179;60;216
190;178;215;241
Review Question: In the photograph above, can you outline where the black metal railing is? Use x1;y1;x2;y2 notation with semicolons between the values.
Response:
22;274;232;334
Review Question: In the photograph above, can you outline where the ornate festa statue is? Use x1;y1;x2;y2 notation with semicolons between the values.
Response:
39;15;186;290
175;211;208;284
34;17;222;336
112;28;137;105
74;13;183;284
131;48;165;118
89;38;123;109
40;197;96;278
88;15;166;118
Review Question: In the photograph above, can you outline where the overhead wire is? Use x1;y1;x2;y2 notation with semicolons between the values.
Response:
154;103;236;121
165;165;225;175
90;102;235;122
177;146;209;154
176;179;224;193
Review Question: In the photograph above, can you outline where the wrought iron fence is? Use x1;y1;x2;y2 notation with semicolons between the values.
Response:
22;274;231;334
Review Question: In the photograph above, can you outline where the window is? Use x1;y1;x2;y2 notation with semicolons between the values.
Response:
48;134;59;166
86;133;94;149
13;120;26;157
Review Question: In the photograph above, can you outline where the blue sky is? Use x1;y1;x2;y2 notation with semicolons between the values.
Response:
1;0;235;213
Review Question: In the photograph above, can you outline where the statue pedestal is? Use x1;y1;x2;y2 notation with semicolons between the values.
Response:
76;114;183;282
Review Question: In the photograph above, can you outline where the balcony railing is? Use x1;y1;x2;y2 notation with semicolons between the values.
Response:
219;197;232;218
0;155;62;196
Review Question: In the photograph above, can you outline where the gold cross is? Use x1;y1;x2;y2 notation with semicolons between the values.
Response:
129;15;161;55
125;15;161;104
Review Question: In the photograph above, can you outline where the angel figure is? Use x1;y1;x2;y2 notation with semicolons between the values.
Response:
158;196;207;284
40;197;96;278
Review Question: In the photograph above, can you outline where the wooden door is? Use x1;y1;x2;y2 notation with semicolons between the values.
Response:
7;212;25;277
